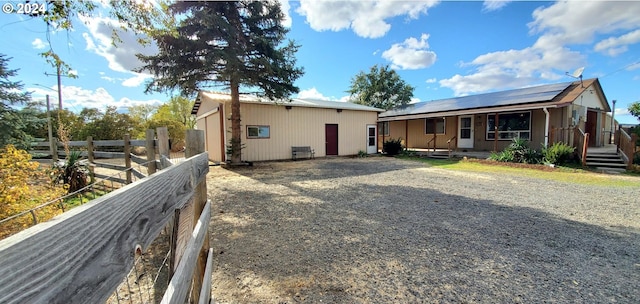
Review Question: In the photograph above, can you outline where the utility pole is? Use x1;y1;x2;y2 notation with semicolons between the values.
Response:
44;61;64;110
56;62;62;110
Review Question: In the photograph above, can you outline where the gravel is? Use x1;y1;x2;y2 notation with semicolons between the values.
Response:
207;157;640;303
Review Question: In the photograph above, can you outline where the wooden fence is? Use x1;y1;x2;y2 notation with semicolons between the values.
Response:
549;126;590;166
617;128;638;170
30;127;177;184
0;130;212;303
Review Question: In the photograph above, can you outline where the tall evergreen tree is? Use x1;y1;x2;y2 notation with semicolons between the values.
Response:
0;54;44;149
139;1;303;163
348;64;415;110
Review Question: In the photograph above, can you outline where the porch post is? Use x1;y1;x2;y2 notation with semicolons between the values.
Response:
494;113;499;152
405;120;409;150
432;118;437;153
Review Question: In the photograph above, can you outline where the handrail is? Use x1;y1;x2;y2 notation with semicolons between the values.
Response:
617;128;637;170
574;127;588;166
447;136;457;158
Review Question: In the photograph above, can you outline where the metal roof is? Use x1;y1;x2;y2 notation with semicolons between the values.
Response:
380;81;574;118
193;91;384;114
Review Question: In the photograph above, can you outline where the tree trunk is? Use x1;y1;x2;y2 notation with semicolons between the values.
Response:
230;79;242;164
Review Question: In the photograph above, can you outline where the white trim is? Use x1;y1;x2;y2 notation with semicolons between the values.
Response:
457;115;474;149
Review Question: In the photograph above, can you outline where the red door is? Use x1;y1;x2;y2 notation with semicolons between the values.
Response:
586;111;597;146
325;124;338;156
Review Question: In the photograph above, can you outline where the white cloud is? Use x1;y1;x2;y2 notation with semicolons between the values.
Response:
31;38;46;49
29;85;161;110
482;0;511;12
615;107;630;116
425;78;437;83
594;29;640;56
122;74;152;88
277;0;292;27
440;1;640;96
80;16;157;87
382;34;436;70
410;97;421;104
297;87;331;100
295;0;439;38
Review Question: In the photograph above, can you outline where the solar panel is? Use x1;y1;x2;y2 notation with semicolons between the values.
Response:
380;81;572;117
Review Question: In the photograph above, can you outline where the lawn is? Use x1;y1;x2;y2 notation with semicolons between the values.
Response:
398;156;640;187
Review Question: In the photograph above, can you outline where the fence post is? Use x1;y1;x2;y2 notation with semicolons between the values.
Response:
87;136;94;178
146;129;157;175
582;133;589;167
185;129;209;302
51;137;58;162
124;134;132;184
157;126;170;162
629;134;638;170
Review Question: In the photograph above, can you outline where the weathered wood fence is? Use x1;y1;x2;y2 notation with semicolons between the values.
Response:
0;130;212;303
30;127;178;184
617;128;639;170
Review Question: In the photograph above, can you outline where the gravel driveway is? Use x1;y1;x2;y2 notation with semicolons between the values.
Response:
207;157;640;303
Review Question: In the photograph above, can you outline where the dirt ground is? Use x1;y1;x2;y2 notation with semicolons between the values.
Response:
206;157;640;303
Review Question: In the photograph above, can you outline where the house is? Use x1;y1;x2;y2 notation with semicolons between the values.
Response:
378;78;612;152
192;91;384;162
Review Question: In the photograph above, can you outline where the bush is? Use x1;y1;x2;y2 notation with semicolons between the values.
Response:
50;150;91;193
542;142;576;166
490;138;541;164
357;150;368;158
0;145;65;239
382;138;403;156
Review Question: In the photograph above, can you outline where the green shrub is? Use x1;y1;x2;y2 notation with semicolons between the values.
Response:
383;138;403;156
489;138;542;164
399;149;417;157
489;150;514;162
542;142;576;166
357;150;368;158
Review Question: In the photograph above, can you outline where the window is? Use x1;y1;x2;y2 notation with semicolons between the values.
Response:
247;125;270;139
486;112;531;140
425;118;445;134
378;122;389;136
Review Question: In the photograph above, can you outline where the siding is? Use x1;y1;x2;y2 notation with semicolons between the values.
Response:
234;103;378;161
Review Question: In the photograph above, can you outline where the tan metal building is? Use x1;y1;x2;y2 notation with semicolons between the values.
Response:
192;92;384;162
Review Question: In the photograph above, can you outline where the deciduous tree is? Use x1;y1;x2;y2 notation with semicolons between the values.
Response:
348;64;415;110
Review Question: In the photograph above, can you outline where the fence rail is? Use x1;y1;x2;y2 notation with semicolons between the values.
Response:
0;129;212;303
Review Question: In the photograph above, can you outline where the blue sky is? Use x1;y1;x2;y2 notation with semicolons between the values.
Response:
1;0;639;124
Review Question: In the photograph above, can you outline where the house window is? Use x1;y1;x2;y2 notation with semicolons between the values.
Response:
247;125;270;139
486;112;531;140
378;122;389;136
425;118;445;134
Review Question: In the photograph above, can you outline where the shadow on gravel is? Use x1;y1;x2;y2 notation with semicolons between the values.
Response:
227;157;424;184
211;179;640;303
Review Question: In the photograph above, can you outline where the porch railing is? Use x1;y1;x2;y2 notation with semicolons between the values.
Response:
617;128;638;170
574;128;589;166
447;136;457;158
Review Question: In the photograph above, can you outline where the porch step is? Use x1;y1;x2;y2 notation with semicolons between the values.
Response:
427;153;450;159
585;152;627;171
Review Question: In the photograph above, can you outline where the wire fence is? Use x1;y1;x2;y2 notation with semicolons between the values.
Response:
0;159;155;240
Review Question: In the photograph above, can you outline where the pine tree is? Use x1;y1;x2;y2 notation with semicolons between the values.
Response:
0;54;43;149
139;1;304;163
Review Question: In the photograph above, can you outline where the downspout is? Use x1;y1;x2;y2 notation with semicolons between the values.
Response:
543;107;550;147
